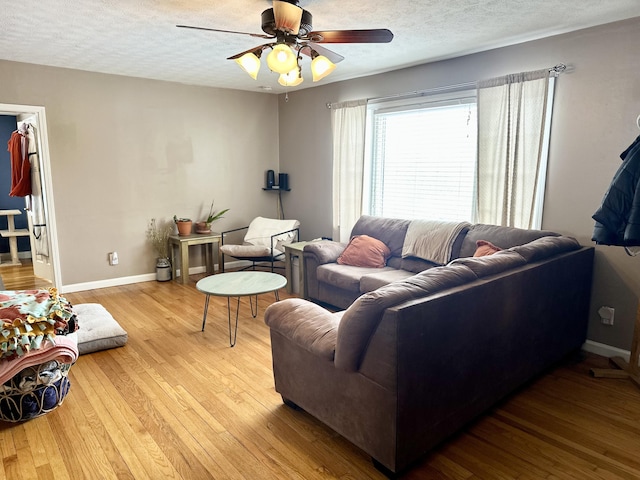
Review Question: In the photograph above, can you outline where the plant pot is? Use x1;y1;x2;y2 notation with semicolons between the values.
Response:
176;220;192;236
156;257;171;281
195;222;212;234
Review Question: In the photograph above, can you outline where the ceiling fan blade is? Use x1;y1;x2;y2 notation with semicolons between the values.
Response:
272;0;303;35
306;29;394;44
176;24;274;40
301;43;345;64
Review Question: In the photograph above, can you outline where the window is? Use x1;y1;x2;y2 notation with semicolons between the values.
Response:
364;91;478;222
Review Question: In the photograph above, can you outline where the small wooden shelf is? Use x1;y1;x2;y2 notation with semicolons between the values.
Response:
262;187;291;192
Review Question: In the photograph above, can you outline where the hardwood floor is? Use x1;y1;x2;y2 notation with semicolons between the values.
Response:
0;260;53;290
0;272;639;479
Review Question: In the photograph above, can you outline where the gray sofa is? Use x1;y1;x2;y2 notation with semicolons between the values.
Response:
304;215;571;309
264;216;594;475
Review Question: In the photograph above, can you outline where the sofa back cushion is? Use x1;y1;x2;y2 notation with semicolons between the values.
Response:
335;263;477;372
350;215;411;258
509;235;581;262
458;224;559;258
449;250;527;277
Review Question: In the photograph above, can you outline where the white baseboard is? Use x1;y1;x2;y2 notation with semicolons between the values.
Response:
62;273;157;293
581;339;630;361
60;261;248;293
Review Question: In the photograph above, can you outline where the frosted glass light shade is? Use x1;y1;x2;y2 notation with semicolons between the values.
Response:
311;55;336;82
273;0;303;34
278;68;303;87
267;44;298;74
235;52;261;80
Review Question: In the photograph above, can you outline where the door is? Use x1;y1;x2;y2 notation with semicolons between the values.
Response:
17;115;54;284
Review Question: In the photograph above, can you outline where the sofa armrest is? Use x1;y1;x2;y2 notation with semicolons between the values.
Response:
303;240;347;300
264;298;342;361
303;240;346;265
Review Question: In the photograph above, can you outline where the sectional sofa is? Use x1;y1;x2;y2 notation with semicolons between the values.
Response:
264;215;594;475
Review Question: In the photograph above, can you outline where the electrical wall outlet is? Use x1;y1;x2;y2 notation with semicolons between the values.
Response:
109;251;119;265
598;306;614;325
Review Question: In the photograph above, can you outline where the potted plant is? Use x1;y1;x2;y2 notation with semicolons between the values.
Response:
146;218;173;281
195;201;229;234
173;215;193;236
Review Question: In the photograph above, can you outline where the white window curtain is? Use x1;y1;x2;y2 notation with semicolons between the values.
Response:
331;99;367;243
476;69;555;228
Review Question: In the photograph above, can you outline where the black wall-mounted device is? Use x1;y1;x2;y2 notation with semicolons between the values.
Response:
266;169;275;188
278;173;289;191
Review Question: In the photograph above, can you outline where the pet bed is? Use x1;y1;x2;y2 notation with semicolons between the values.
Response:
74;303;128;355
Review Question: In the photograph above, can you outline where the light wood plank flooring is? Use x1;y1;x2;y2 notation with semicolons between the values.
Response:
0;260;52;291
0;272;639;479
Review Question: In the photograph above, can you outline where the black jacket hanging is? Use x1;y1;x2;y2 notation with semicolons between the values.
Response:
592;135;640;246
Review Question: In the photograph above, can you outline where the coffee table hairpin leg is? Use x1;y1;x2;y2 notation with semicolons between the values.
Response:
201;290;282;348
201;294;242;347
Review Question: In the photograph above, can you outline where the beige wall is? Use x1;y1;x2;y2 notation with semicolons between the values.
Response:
0;60;280;285
1;17;638;350
277;17;640;351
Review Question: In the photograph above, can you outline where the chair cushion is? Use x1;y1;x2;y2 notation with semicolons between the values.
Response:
244;217;300;249
221;244;284;257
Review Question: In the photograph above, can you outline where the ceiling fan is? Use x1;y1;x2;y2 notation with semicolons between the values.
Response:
177;0;393;87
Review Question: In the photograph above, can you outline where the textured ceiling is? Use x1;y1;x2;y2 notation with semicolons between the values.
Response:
2;0;640;94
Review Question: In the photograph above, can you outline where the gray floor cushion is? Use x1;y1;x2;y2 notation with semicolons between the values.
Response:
74;303;128;354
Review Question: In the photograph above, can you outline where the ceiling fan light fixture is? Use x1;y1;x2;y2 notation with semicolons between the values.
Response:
235;51;262;80
278;67;303;87
310;54;336;82
267;43;298;74
272;0;303;35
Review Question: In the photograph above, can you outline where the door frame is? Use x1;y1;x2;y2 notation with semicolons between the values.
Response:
0;103;61;288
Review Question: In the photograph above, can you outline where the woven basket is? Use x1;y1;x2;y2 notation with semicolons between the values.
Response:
0;361;72;422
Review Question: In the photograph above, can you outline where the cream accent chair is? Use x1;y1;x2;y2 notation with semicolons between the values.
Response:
220;217;300;272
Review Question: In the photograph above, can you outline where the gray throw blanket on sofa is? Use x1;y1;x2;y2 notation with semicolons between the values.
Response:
401;220;470;265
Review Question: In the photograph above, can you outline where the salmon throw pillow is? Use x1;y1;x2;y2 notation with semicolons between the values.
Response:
473;239;502;257
337;235;391;268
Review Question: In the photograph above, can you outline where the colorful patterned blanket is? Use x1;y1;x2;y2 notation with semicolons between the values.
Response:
0;288;78;359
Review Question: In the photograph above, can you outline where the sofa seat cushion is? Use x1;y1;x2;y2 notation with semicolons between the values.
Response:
317;264;399;293
360;269;417;293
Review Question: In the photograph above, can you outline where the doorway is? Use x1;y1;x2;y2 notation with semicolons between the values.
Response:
0;104;61;289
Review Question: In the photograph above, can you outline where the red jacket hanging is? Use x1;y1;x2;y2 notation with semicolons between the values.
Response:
7;131;31;197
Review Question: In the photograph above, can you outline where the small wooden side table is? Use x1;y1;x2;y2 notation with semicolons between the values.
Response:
284;241;314;298
169;232;221;285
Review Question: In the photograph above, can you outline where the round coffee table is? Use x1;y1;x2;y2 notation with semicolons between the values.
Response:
196;271;287;347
